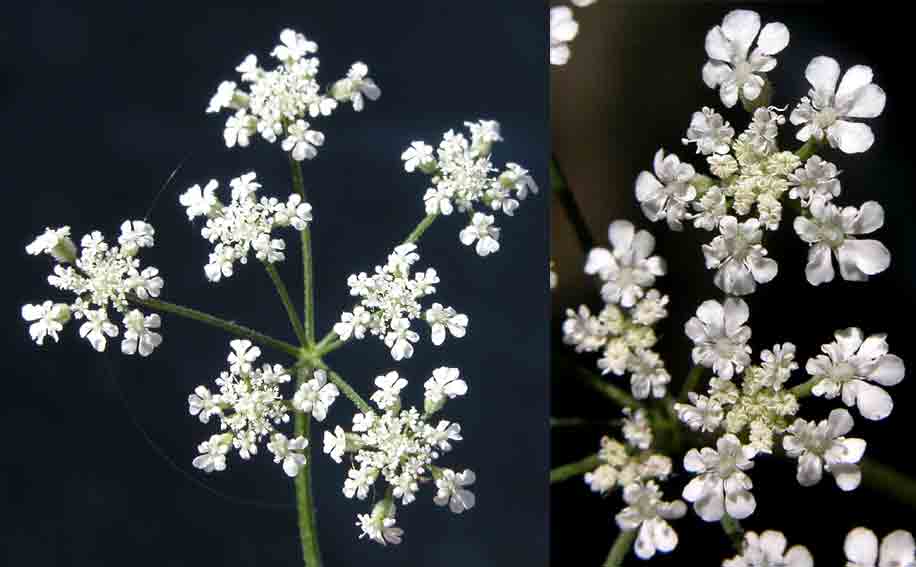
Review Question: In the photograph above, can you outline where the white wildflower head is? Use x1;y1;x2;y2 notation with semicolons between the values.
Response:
723;530;813;567
703;9;789;108
206;29;379;160
684;298;752;380
805;327;904;420
783;408;866;490
791;56;885;153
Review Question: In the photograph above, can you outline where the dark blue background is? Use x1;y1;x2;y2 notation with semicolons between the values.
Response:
2;2;548;565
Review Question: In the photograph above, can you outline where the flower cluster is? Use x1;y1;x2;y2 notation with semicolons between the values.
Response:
563;220;671;399
401;120;538;257
23;222;164;355
634;9;890;296
206;29;379;161
323;368;475;545
583;408;686;559
334;243;467;360
180;171;313;282
188;340;339;476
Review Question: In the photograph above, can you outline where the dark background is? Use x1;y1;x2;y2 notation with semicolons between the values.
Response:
2;2;548;566
552;2;915;565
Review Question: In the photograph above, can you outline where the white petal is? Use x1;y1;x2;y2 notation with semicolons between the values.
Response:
837;239;890;277
608;220;635;253
851;201;885;235
836;65;874;100
829;120;875;154
786;545;814;567
805;244;835;285
724;490;755;519
869;354;905;386
797;453;823;487
844;84;886;119
721;10;761;57
703;60;732;88
854;382;893;420
845;527;879;566
756;22;789;55
759;530;788;557
805;56;841;94
705;26;733;62
879;530;916;567
826;408;855;438
635;171;663;202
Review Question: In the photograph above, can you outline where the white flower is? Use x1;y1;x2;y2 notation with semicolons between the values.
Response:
323;426;348;464
845;527;915;567
702;10;789;107
783;408;866;490
615;481;687;560
791;56;886;153
674;393;724;433
333;306;371;341
433;468;476;514
266;433;308;477
550;6;578;66
682;107;734;155
723;530;813;567
684;298;752;380
26;226;77;263
271;29;316;63
120;310;163;357
331;62;380;112
425;303;468;346
292;369;339;421
691;186;728;231
787;155;841;205
384;318;419;361
206;80;238;114
585;465;618;494
227;339;261;375
424;367;468;413
282;119;325;161
806;327;905;421
702;216;778;296
562;305;607;353
371;371;408;410
188;385;221;424
273;194;313;231
629;349;671;400
401;142;435;173
117;220;155;256
22;301;70;345
635;149;697;230
759;342;797;388
356;507;403;546
585;220;666;307
622;408;653;450
344;464;378;500
459;212;500;256
79;308;119;352
631;289;669;326
682;433;757;521
223;111;255;148
192;433;232;473
794;199;890;285
127;267;165;299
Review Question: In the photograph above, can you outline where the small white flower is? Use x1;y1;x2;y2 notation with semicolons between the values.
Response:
127;266;165;299
425;303;468;346
723;530;813;567
615;481;687;560
585;220;666;307
266;433;308;477
331;62;380;112
806;327;905;421
585;464;618;494
783;408;866;490
192;433;232;473
459;212;500;256
635;149;697;231
674;392;724;433
292;369;340;421
791;56;886;153
22;301;70;345
702;216;778;296
282;119;325;161
26;226;77;263
682;107;734;155
323;426;348;464
78;308;119;352
622;408;653;450
787;155;841;205
562;305;607;353
188;385;221;424
845;527;915;567
684;298;752;380
356;507;403;546
550;6;578;66
344;464;378;500
118;220;155;256
401;142;435;173
228;339;261;375
271;29;316;62
384;318;419;361
628;349;671;400
433;468;476;514
702;10;789;107
120;310;163;357
424;367;468;413
794;199;890;285
371;371;408;410
333;306;371;341
682;433;757;521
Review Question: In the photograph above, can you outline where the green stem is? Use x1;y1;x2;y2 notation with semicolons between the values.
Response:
573;366;640;409
404;213;438;245
795;137;821;162
550;454;602;484
551;154;594;252
861;458;916;510
313;337;344;358
294;368;322;567
789;377;820;398
603;529;636;567
127;295;301;358
263;262;308;347
288;156;315;345
550;417;618;429
720;514;745;552
311;359;372;414
678;366;705;402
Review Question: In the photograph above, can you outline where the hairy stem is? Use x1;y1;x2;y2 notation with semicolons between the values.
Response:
294;368;322;567
720;514;745;552
678;366;705;402
795;137;821;162
551;154;595;252
404;213;438;245
550;454;602;484
264;262;308;347
128;295;301;358
789;377;819;398
861;458;916;510
288;157;315;345
311;359;372;414
603;529;636;567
